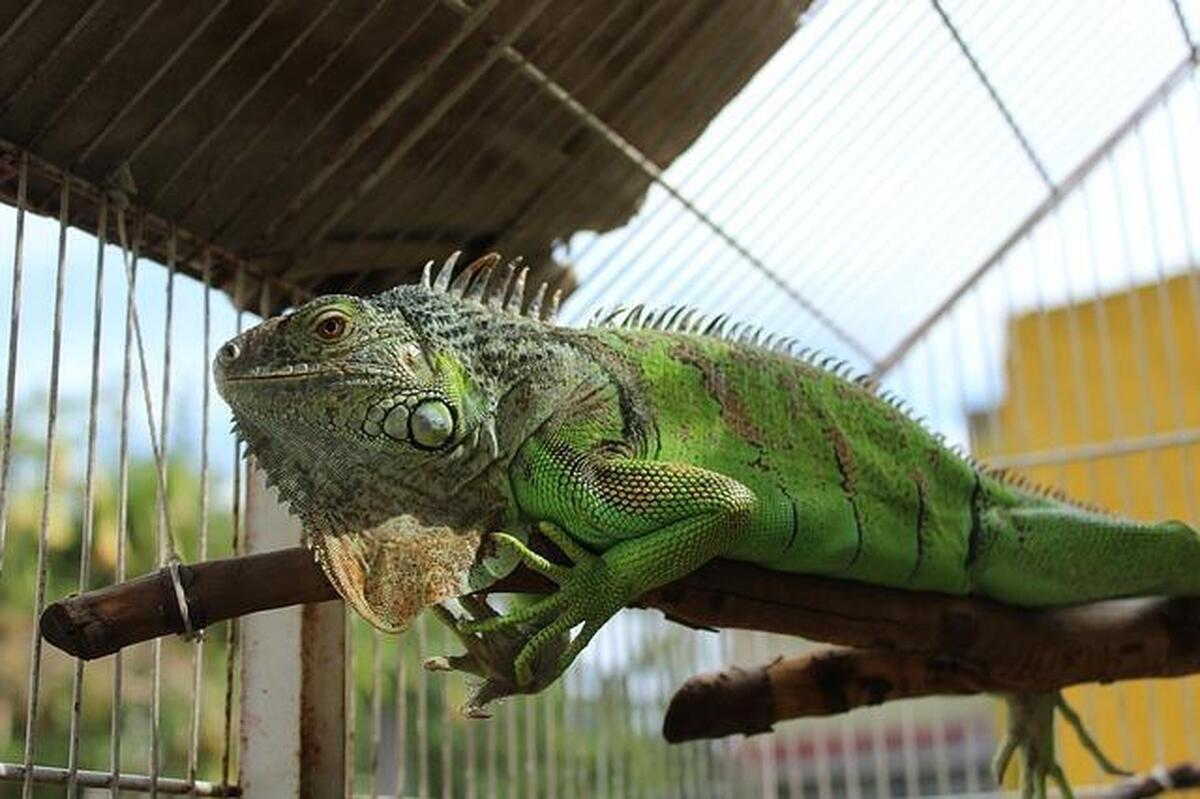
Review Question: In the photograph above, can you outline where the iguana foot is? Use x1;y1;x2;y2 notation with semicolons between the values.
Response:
457;522;627;689
995;692;1131;799
427;594;565;716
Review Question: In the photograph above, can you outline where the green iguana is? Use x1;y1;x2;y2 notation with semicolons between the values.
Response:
215;252;1200;798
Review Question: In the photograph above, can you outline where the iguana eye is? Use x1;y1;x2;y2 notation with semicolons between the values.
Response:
409;399;454;449
313;310;350;341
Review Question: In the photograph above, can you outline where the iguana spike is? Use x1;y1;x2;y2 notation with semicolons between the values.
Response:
505;266;529;315
760;332;775;349
527;283;548;320
466;262;496;304
652;305;675;330
488;260;518;312
451;253;500;298
703;313;727;336
420;259;435;289
689;312;708;333
665;306;689;331
624;305;645;328
598;306;626;327
677;308;698;331
727;322;744;341
547;289;563;322
434;251;461;292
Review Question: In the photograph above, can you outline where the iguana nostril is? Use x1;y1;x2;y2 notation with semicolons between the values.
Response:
218;342;241;364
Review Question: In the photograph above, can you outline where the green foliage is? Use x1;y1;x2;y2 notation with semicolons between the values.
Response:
0;396;236;795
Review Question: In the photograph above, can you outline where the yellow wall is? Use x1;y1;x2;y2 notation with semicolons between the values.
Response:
972;272;1200;788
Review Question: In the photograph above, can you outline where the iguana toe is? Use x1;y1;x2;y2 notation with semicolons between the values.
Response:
997;691;1127;799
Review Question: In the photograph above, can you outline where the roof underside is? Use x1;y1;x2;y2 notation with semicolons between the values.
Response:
0;0;809;311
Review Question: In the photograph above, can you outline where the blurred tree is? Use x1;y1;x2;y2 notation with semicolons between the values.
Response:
0;395;234;795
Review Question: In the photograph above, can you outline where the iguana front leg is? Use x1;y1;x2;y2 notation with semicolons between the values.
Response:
461;442;758;689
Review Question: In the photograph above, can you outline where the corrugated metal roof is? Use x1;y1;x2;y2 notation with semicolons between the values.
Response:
0;0;809;310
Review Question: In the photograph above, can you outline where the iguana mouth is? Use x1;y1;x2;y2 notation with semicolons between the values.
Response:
221;364;399;384
221;363;325;383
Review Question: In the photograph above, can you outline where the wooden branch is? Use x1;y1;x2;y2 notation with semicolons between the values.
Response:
40;547;338;660
41;547;1200;715
664;641;1200;742
663;647;990;742
1090;764;1200;798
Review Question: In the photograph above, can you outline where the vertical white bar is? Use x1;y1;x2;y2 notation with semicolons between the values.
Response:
21;179;69;799
371;628;383;799
240;467;303;796
239;458;350;798
300;596;348;797
221;290;242;792
111;212;143;798
188;251;214;789
396;628;409;797
443;624;454;799
465;679;477;799
525;695;538;799
505;670;517;799
419;617;431;798
149;227;176;799
345;594;356;798
67;193;107;797
0;152;27;573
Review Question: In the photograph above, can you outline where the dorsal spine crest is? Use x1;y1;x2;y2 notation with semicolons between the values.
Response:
423;251;561;323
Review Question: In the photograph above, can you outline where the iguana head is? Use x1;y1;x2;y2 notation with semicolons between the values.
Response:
213;253;564;534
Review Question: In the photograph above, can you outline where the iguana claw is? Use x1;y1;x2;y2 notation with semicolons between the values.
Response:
996;691;1131;799
426;580;567;715
458;523;625;688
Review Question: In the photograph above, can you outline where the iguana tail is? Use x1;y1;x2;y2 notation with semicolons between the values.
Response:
970;506;1200;606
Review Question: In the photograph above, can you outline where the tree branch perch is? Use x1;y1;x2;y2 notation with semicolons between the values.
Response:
40;546;1200;716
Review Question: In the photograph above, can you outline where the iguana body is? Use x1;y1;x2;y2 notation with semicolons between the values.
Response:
215;253;1200;797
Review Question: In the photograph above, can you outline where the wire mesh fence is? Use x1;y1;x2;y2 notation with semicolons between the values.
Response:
0;154;253;795
0;0;1197;796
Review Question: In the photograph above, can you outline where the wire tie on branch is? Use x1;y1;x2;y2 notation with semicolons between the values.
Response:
167;558;200;642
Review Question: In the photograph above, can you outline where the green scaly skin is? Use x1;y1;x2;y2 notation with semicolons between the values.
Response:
215;253;1200;796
